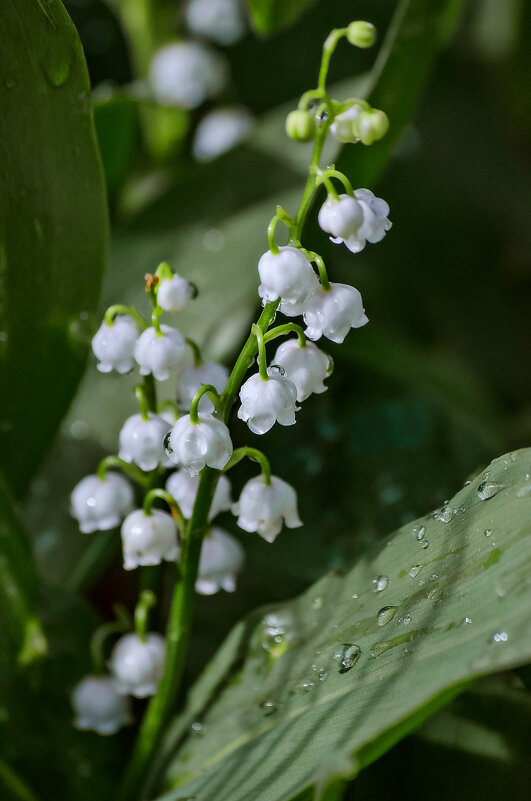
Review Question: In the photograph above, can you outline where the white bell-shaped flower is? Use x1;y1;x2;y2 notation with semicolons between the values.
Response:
258;246;319;310
177;362;229;413
318;193;363;241
121;509;179;570
193;107;254;162
91;316;139;374
185;0;246;45
157;275;196;312
303;283;368;344
166;469;232;520
166;414;233;475
272;339;332;402
232;475;302;543
320;190;391;253
71;675;133;735
70;473;134;534
134;324;187;382
196;527;244;594
148;42;228;109
119;413;172;472
330;104;362;143
109;633;165;698
238;367;299;434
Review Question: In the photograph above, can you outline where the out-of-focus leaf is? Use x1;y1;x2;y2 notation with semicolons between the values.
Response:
152;449;531;801
94;95;138;195
0;0;107;497
245;0;317;35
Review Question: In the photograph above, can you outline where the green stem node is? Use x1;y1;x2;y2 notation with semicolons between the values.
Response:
264;323;306;348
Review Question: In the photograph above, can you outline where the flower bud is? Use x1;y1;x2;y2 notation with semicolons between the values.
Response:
357;108;389;145
166;414;233;475
118;413;172;472
193;107;254;162
92;316;139;375
177;362;229;413
157;275;196;312
196;527;244;594
166;469;232;520
71;675;132;735
148;42;228;109
109;633;165;698
238;367;299;435
232;475;302;543
319;189;391;253
347;20;377;48
134;325;187;382
258;246;319;309
70;473;134;534
285;110;316;142
303;283;368;343
121;509;179;570
272;339;332;402
330;105;362;144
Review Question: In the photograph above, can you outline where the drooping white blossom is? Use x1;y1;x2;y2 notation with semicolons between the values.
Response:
166;469;232;520
193;107;254;162
134;325;187;382
166;414;233;475
258;246;319;310
70;473;134;534
121;509;179;571
196;527;244;594
119;413;172;472
232;475;302;543
185;0;246;45
148;42;228;109
71;675;133;735
330;104;362;143
238;367;299;434
157;275;196;312
109;633;166;698
91;316;140;375
303;283;368;344
319;190;391;253
177;362;229;413
272;339;332;402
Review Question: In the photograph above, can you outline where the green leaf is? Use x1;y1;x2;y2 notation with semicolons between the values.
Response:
153;449;531;801
245;0;317;35
0;0;108;497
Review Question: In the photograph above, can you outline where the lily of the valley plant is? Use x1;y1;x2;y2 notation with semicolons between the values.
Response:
70;20;391;798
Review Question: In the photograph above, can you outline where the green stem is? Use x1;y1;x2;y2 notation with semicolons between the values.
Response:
143;488;184;528
104;304;146;330
0;758;40;801
326;168;354;196
322;174;339;200
96;455;152;487
135;384;151;421
115;467;218;801
318;27;347;90
90;607;131;672
267;207;292;254
264;323;306;348
186;337;203;367
143;373;157;413
157;399;180;420
134;590;156;642
252;324;269;381
224;447;271;485
189;385;222;424
301;249;331;291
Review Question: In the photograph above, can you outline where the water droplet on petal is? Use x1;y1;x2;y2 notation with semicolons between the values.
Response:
433;505;454;523
372;575;388;592
336;643;361;673
377;606;398;627
408;565;422;578
416;526;425;541
477;481;504;501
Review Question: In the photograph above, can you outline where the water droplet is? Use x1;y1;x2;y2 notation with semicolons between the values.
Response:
86;497;96;508
484;529;493;537
372;575;388;592
377;606;398;627
41;43;73;87
311;596;322;610
463;480;471;486
269;363;286;376
259;612;294;657
433;505;454;523
163;431;173;455
5;76;16;89
351;593;359;599
70;420;90;440
477;481;504;501
463;616;472;625
336;643;361;673
492;631;508;643
403;614;412;625
297;679;314;694
416;526;425;541
318;669;328;682
408;564;422;578
260;699;279;715
203;228;225;252
191;721;203;734
420;540;429;549
516;482;531;498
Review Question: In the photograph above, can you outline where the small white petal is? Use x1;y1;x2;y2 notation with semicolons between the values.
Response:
109;633;165;698
303;283;368;344
195;527;244;595
157;275;195;312
193;108;254;162
167;414;233;475
71;473;134;533
177;362;229;413
149;42;228;109
118;413;172;471
185;0;246;45
232;475;302;543
134;325;187;382
92;316;139;375
71;675;133;735
272;339;331;402
258;246;318;307
121;509;179;570
166;470;232;520
238;368;299;435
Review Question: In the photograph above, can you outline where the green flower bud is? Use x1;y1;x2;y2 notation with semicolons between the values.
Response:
357;109;389;145
347;21;377;48
285;110;316;142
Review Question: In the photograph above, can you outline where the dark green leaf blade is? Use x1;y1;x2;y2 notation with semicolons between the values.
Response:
154;449;531;801
0;0;108;496
245;0;318;35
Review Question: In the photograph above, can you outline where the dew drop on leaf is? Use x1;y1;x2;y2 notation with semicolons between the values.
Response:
372;575;388;592
377;606;398;627
477;481;504;501
336;643;361;673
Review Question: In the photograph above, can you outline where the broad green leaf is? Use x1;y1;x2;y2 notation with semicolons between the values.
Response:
245;0;317;35
153;449;531;801
0;0;108;497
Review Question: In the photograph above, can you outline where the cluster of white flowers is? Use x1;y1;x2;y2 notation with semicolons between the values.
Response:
147;0;253;162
